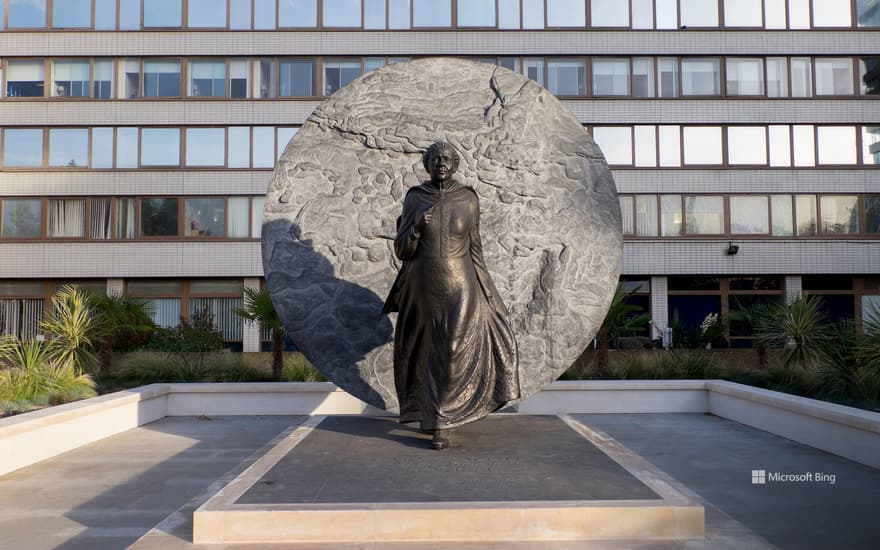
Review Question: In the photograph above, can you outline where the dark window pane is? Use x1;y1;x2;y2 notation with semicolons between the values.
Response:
1;199;42;238
858;0;880;27
810;295;855;323
866;196;880;233
140;199;179;237
668;295;722;331
802;276;853;291
279;60;315;96
729;295;779;336
729;277;783;292
6;60;46;97
860;57;880;95
185;198;225;237
668;277;721;291
144;60;181;97
323;60;362;95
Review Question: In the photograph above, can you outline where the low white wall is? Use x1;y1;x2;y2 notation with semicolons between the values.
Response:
516;380;709;414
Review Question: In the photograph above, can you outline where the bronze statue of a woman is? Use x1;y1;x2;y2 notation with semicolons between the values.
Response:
383;141;520;450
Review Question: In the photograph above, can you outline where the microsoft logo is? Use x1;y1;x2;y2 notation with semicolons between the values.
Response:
752;469;766;485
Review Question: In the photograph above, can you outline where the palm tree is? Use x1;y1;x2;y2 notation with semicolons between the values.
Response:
90;293;156;374
40;286;101;373
754;295;831;369
595;286;649;377
235;288;286;380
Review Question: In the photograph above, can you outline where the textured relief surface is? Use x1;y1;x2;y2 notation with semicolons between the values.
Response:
263;58;621;412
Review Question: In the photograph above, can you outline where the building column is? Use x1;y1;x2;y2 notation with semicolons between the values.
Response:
242;277;262;353
106;279;124;297
649;276;668;341
784;276;802;303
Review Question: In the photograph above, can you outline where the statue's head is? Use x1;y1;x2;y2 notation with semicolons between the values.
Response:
422;141;460;180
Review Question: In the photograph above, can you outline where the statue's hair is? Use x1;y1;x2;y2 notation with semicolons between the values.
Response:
422;141;460;173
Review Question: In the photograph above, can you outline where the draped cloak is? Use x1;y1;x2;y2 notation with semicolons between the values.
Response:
382;180;520;430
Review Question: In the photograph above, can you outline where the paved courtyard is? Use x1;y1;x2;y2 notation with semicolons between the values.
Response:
0;413;877;549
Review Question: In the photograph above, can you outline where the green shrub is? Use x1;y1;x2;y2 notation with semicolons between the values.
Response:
201;353;269;382
115;351;190;384
282;352;327;382
143;319;225;353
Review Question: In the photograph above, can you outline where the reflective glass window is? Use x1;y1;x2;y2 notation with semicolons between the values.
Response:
498;0;520;28
815;59;854;95
591;0;628;27
657;58;679;97
227;127;251;168
95;0;116;29
144;0;182;27
820;196;859;234
119;0;139;29
658;125;682;167
141;198;179;237
635;195;658;236
185;128;225;166
325;0;363;27
227;198;250;238
116;127;138;168
144;60;181;97
252;127;275;168
792;125;815;167
257;58;276;98
277;127;298;159
6;60;45;97
49;129;88;167
680;0;718;27
254;0;276;29
632;58;655;98
817;126;857;165
3;129;43;167
620;196;634;234
634;126;657;167
727;127;767;165
522;0;543;28
858;0;880;27
768;125;791;167
788;0;810;29
413;0;450;26
592;127;632;165
547;58;586;96
1;199;42;238
365;0;387;28
524;58;545;86
185;198;224;237
323;59;361;95
682;126;722;165
863;126;880;165
660;195;682;236
93;60;113;99
723;0;761;26
766;58;788;97
632;0;653;29
122;59;141;98
681;58;720;96
141;128;181;166
685;196;724;235
189;0;227;27
279;0;317;27
592;59;629;96
865;196;880;233
47;199;86;238
813;0;851;27
547;0;585;27
51;60;89;97
279;59;315;96
52;0;91;28
230;0;251;28
388;0;411;28
188;60;226;97
499;57;520;72
364;58;385;73
795;195;817;236
771;195;793;236
91;127;113;169
860;58;880;95
655;0;677;28
251;196;265;237
726;58;764;95
230;59;249;98
764;0;785;28
790;58;812;97
730;196;769;234
458;0;494;27
9;0;47;28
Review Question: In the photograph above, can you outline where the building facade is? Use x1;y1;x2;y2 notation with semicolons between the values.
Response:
0;0;877;350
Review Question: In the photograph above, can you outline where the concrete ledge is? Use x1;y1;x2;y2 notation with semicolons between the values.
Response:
517;380;709;414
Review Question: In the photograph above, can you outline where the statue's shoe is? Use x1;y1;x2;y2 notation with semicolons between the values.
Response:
431;429;450;450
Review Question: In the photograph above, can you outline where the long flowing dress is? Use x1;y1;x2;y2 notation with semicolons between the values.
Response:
383;180;520;430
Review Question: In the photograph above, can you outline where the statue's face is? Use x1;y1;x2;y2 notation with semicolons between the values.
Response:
427;149;457;182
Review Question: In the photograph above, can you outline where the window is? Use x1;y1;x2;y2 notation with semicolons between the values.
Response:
254;0;276;29
6;60;45;97
141;128;181;166
861;58;880;95
657;58;679;97
251;196;265;237
47;199;86;238
685;196;724;235
592;127;632;166
91;128;113;168
3;129;43;167
635;195;658;236
90;198;112;239
524;58;545;86
49;129;89;167
792;125;815;167
681;58;720;96
817;126;857;165
632;58;655;98
498;0;520;28
864;126;880;165
592;59;629;96
185;128;225;166
51;60;89;97
277;127;298;159
660;195;682;236
820;196;859;235
790;58;812;97
766;58;788;97
185;198;225;237
122;59;140;98
116;198;137;238
388;0;411;29
279;59;315;96
230;60;249;98
95;0;116;29
788;0;809;28
1;199;42;238
188;0;227;27
228;127;251;168
365;0;386;28
865;196;880;233
634;126;657;167
683;126;722;165
325;0;362;27
144;0;182;27
727;127;767;165
680;0;718;27
52;0;91;28
768;125;791;166
771;195;793;236
795;195;817;236
228;197;250;238
144;60;182;97
457;0;494;27
257;58;276;97
413;0;450;27
9;0;47;28
128;281;182;327
812;0;851;27
658;125;682;167
591;0;628;27
93;60;113;98
116;127;138;168
730;196;769;234
723;0;761;27
188;60;226;97
323;59;361;95
726;58;764;96
655;0;677;28
522;0;543;28
141;199;180;237
815;59;854;95
547;59;586;96
858;0;880;27
252;127;275;168
547;0;584;27
279;0;317;27
764;0;785;28
230;0;251;28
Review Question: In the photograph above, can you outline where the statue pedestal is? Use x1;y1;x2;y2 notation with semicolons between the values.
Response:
194;415;704;544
